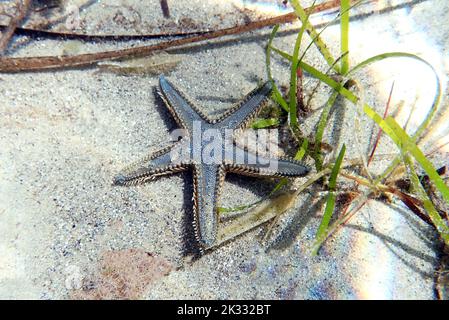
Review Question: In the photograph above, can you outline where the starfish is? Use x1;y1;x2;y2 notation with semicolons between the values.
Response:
114;75;310;250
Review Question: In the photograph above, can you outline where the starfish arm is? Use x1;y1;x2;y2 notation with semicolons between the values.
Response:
225;147;310;177
158;75;211;132
192;164;225;249
216;81;272;130
113;141;191;186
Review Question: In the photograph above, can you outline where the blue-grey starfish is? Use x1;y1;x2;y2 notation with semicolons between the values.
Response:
114;75;310;250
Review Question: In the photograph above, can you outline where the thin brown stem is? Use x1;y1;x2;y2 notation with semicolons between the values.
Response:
386;187;433;225
367;80;394;166
0;0;349;72
0;0;31;54
426;140;449;157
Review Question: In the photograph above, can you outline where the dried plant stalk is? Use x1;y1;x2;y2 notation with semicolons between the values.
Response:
0;0;31;53
0;0;344;72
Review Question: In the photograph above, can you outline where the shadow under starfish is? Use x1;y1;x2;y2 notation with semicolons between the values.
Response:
113;75;310;252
